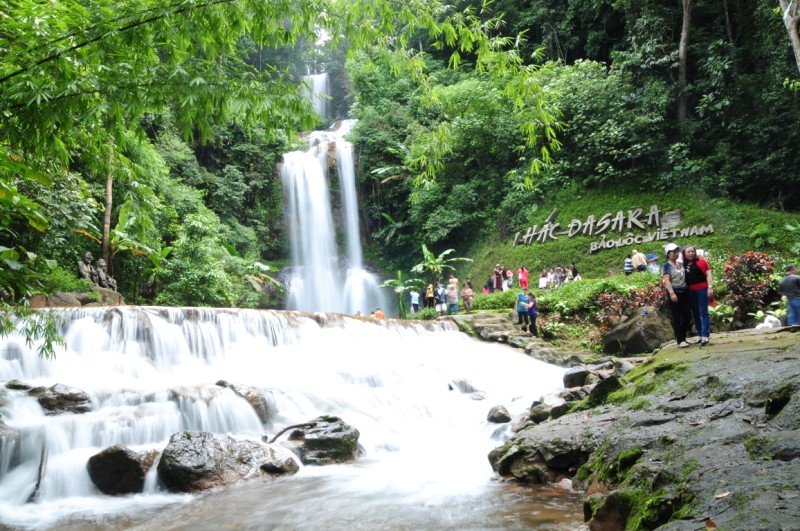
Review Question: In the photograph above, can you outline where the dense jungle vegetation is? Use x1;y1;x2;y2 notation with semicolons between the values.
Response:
1;0;799;323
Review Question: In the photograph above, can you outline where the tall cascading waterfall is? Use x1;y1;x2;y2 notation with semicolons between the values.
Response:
281;120;386;315
0;307;583;530
301;73;329;120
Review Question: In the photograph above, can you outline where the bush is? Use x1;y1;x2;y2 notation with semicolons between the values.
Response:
39;266;95;294
722;252;776;319
414;307;439;320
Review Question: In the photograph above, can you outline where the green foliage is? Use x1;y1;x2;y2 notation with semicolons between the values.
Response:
414;307;439;320
1;302;65;359
722;252;776;319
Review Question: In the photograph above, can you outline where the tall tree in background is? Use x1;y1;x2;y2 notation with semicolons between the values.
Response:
678;0;692;122
780;0;800;74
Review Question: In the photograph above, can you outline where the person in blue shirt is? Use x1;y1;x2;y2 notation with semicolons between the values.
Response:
526;292;539;337
516;290;530;332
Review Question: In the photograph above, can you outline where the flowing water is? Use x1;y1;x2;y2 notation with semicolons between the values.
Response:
280;120;386;315
0;307;586;530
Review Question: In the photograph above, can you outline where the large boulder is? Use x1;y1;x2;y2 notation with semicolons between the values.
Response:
29;383;92;415
87;445;159;495
157;431;298;492
601;306;672;355
46;292;82;307
280;416;360;465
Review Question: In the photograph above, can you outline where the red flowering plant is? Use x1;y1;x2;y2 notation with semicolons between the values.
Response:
594;282;666;333
722;251;776;319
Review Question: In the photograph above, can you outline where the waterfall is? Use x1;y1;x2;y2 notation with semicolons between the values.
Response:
0;307;577;530
281;121;386;315
301;73;329;120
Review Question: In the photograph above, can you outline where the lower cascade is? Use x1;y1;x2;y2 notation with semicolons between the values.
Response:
0;307;581;529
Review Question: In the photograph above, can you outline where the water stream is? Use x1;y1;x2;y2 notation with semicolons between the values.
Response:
0;307;585;529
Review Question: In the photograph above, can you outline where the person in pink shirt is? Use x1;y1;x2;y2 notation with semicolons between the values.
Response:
517;265;529;289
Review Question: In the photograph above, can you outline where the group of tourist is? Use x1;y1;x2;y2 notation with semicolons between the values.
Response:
515;290;539;337
484;263;580;293
407;275;475;317
536;263;581;289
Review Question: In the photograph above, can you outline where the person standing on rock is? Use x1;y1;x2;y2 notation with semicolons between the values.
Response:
683;245;713;345
526;292;539;337
516;290;530;332
779;264;800;325
662;243;692;348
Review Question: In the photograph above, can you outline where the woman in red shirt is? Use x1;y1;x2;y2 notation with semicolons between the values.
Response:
683;246;713;345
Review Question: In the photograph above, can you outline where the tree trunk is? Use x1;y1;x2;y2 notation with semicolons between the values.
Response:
678;0;692;122
780;0;800;75
101;147;114;266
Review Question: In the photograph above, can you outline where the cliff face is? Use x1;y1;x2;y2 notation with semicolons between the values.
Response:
489;327;800;530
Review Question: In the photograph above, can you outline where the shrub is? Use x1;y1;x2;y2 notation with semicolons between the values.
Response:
594;282;665;332
722;252;775;319
414;307;439;320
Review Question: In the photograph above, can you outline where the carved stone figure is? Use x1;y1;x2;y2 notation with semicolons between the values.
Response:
95;259;118;291
77;252;96;283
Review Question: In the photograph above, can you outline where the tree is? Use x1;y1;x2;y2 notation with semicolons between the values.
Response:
779;0;800;74
678;0;692;122
379;271;423;319
411;244;472;285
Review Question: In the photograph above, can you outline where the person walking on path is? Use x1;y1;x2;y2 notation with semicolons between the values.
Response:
662;243;692;347
779;264;800;325
683;245;713;345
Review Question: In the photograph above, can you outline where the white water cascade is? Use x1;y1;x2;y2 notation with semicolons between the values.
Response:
281;120;386;315
0;307;584;530
301;73;329;120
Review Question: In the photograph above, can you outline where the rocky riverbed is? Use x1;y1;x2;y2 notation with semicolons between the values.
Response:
485;326;800;530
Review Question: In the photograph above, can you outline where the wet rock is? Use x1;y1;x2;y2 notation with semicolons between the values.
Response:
30;383;92;415
157;431;298;492
487;405;511;423
564;367;590;388
601;306;672;355
584;491;631;531
529;402;552;424
5;380;32;391
279;416;360;465
587;375;623;405
87;445;159;495
448;378;481;394
216;381;276;425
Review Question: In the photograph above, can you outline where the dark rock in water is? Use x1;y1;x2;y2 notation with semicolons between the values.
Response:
587;375;623;405
487;405;511;423
601;306;672;355
278;416;360;465
563;366;590;388
157;431;299;492
5;380;32;391
87;445;159;495
30;383;92;415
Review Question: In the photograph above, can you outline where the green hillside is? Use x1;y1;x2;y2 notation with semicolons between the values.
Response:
460;187;797;286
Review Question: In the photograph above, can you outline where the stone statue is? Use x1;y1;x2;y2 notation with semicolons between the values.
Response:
95;259;118;291
78;252;96;283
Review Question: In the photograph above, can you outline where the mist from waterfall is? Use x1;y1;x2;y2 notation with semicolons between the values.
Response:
0;307;584;530
280;120;386;315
